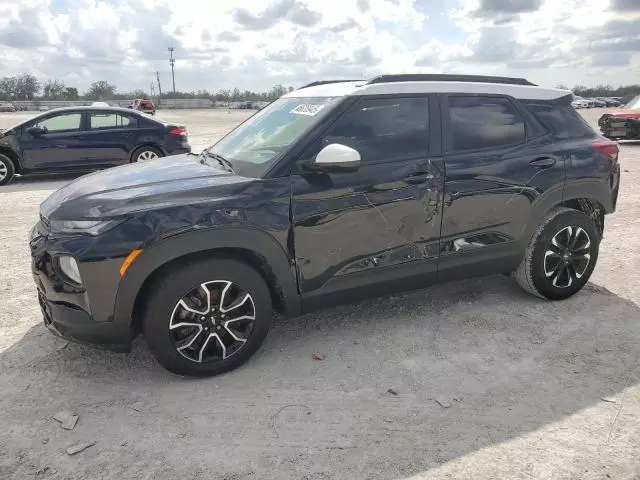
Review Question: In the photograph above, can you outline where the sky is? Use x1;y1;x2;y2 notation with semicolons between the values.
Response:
0;0;638;94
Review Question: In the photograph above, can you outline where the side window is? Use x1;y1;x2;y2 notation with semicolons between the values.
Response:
89;113;136;130
448;96;526;151
320;97;429;163
525;103;593;139
35;113;82;133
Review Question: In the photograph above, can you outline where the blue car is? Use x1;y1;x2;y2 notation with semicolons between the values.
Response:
0;106;191;185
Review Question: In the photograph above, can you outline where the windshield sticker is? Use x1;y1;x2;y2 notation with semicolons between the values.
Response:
290;104;326;116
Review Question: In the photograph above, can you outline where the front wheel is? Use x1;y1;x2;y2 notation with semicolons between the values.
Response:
143;258;273;377
514;208;600;300
0;154;16;186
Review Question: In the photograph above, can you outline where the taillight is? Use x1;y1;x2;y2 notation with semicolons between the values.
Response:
593;139;619;163
169;127;186;136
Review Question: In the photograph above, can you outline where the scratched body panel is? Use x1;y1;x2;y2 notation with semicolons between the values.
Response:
440;136;565;257
291;158;444;294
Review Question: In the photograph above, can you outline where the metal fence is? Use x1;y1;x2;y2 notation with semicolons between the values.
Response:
10;98;215;110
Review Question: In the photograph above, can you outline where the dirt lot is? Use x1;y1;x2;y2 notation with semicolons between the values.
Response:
1;108;639;480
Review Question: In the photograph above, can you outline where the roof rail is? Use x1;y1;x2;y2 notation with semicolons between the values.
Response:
298;79;361;90
367;74;536;86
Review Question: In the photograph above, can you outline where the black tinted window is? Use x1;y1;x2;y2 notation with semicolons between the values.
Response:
321;97;429;163
448;96;526;151
525;102;594;139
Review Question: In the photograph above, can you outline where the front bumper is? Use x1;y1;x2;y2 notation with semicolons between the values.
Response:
30;223;135;352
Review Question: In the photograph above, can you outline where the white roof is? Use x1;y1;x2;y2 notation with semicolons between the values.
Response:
283;80;570;101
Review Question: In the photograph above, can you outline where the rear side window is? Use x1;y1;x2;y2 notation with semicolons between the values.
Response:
321;97;429;163
448;96;526;151
525;103;594;139
89;113;136;129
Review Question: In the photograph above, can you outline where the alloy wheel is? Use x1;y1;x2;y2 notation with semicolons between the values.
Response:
169;280;256;363
543;226;591;288
137;150;158;161
0;161;7;181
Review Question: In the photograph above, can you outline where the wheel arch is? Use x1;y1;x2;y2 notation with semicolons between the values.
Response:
520;188;608;255
130;143;165;162
112;227;301;333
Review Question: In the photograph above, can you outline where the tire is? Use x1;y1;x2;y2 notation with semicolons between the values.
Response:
514;207;600;300
142;258;272;377
131;146;163;163
0;154;16;186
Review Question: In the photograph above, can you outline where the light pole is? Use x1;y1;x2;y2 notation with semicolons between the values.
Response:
168;47;176;94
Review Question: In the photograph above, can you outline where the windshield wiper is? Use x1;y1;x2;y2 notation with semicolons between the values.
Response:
199;149;235;173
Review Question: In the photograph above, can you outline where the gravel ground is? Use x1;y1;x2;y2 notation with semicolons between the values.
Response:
1;108;639;480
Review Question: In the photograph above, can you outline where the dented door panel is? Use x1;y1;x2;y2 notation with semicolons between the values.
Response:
291;157;444;304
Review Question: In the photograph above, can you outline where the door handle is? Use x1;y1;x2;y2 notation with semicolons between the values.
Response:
529;156;556;168
404;172;434;184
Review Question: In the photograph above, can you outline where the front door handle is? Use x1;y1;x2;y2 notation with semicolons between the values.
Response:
404;172;434;184
529;156;556;168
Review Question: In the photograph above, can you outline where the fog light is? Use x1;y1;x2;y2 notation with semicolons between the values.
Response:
58;256;82;284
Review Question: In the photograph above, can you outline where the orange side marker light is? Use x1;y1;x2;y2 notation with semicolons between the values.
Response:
119;249;144;277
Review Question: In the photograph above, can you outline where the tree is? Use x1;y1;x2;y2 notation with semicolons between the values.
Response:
0;76;18;100
15;73;40;99
64;87;79;100
85;80;117;100
42;79;66;100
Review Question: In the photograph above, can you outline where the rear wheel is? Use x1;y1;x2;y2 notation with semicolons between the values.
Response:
514;208;599;300
143;258;272;377
0;154;15;186
131;146;162;163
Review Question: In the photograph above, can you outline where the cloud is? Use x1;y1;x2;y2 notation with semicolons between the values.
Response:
0;6;49;48
217;31;241;42
472;0;543;17
0;0;636;94
232;0;322;31
610;0;640;11
328;18;359;32
356;0;371;12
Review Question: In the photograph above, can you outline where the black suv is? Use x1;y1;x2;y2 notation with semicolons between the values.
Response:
30;75;620;377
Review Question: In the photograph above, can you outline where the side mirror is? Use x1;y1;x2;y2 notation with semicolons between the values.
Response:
313;143;361;171
26;126;45;136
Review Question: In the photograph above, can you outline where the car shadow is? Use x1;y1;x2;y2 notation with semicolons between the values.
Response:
1;275;639;479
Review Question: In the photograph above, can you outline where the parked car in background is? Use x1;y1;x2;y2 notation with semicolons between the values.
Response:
599;94;640;140
587;98;606;108
0;106;190;185
571;96;589;109
598;97;621;107
0;102;16;112
91;101;110;107
128;98;156;115
29;74;620;376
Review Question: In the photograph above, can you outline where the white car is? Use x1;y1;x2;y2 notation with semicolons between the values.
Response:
91;101;110;107
571;96;589;109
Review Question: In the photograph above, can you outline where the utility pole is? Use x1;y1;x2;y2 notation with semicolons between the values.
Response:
168;47;176;94
156;71;162;107
150;82;155;98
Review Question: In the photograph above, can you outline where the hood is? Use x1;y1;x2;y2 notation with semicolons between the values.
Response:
41;154;252;219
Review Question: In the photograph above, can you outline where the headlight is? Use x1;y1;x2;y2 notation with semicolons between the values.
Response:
58;255;82;284
50;219;123;236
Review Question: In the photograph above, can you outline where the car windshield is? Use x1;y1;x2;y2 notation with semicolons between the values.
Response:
208;96;341;177
624;95;640;109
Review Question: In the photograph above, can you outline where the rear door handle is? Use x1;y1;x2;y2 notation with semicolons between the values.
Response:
529;156;556;168
404;173;435;184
